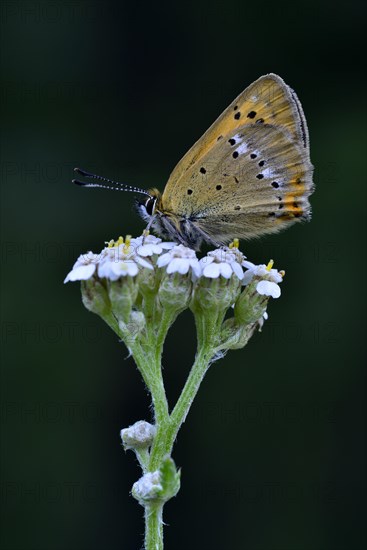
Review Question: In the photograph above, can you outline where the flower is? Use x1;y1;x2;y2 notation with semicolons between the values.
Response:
200;248;244;280
242;260;283;285
98;246;152;281
130;234;176;257
157;245;201;278
64;236;157;284
64;252;100;283
242;259;283;299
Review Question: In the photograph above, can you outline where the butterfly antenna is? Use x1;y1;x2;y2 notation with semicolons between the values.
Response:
73;168;151;197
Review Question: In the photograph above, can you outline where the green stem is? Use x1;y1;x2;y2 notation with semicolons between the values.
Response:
145;502;164;550
135;448;150;473
149;312;218;470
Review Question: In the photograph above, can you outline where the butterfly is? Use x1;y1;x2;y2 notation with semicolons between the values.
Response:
74;73;314;251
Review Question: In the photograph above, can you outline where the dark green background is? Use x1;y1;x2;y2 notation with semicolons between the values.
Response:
1;0;366;549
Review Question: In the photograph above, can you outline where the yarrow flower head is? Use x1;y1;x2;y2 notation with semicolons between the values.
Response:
64;234;284;344
157;244;201;278
242;259;284;299
200;247;245;280
98;240;153;281
64;235;156;283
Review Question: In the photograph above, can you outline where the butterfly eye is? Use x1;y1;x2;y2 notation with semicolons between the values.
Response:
144;197;156;216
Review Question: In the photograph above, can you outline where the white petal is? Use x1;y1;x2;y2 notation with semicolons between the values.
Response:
177;260;190;274
112;261;139;277
127;263;139;276
219;262;232;279
159;242;176;250
203;262;220;278
231;262;244;280
167;258;189;274
254;265;268;277
136;244;154;256
98;261;114;279
135;256;154;269
189;259;202;278
157;253;171;267
269;269;283;283
256;280;281;298
72;252;95;270
200;256;215;267
64;263;96;283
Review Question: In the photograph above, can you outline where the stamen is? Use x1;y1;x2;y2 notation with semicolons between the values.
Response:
123;234;132;254
229;238;240;249
266;259;274;271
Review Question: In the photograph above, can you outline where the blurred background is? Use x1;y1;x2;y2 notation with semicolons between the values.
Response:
1;0;366;548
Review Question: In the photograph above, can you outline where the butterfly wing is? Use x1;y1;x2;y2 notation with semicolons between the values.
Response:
160;73;313;245
188;123;313;243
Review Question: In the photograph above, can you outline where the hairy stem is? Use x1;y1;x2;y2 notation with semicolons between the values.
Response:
145;502;164;550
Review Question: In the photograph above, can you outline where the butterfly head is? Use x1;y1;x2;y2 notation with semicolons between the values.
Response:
136;188;162;222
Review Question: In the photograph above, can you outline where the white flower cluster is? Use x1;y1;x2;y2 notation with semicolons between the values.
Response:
64;235;173;283
64;235;283;299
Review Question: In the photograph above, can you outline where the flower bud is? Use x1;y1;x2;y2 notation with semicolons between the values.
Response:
123;311;146;339
120;420;156;451
158;272;192;312
132;457;180;506
132;471;163;504
234;282;268;325
81;279;111;317
192;276;241;314
107;277;138;324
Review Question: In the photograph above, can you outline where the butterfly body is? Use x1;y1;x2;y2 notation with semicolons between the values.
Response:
75;73;314;251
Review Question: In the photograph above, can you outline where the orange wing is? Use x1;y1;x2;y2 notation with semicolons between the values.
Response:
162;73;310;208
